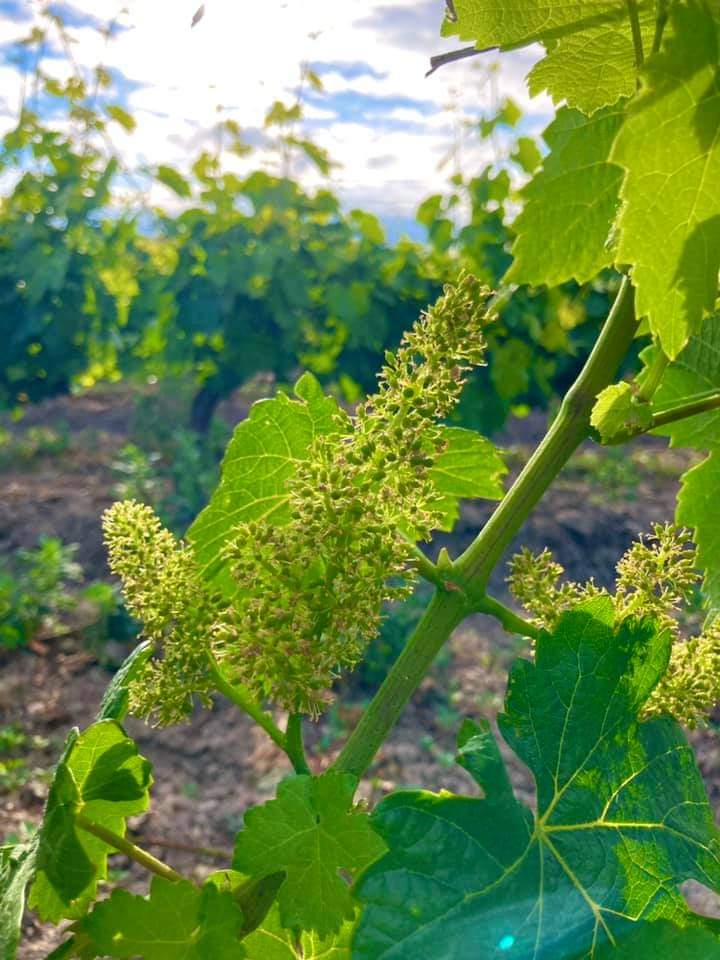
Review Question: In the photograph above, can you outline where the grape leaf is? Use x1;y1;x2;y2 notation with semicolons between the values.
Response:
592;917;720;957
641;314;720;450
430;426;507;530
677;451;720;616
156;165;191;199
0;839;38;960
527;7;655;115
189;372;346;590
590;382;652;443
353;598;720;959
443;1;650;114
80;876;244;959
611;2;720;359
28;721;152;923
242;903;352;959
96;640;153;722
506;105;625;288
232;772;385;937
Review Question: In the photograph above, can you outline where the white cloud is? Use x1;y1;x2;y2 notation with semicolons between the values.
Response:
0;0;552;219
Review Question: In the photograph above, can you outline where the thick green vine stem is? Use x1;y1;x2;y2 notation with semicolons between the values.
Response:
285;713;310;775
333;277;638;780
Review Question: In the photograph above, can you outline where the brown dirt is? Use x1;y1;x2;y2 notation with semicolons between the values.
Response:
2;387;719;957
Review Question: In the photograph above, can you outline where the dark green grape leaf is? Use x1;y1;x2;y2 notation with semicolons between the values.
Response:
527;8;655;115
443;1;650;114
641;315;720;451
592;917;720;957
81;876;244;959
96;640;153;722
242;903;352;959
189;373;346;593
430;426;507;530
354;598;720;959
590;382;652;443
506;105;625;288
0;839;38;960
28;721;152;923
233;772;385;937
611;2;720;359
677;451;720;616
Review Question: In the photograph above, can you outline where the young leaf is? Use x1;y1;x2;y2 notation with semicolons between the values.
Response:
232;772;385;937
591;382;652;443
96;640;153;722
353;598;720;959
0;839;38;960
28;721;152;923
242;903;352;959
677;451;720;616
188;373;346;591
429;426;507;530
611;2;720;359
506;105;625;288
80;877;244;959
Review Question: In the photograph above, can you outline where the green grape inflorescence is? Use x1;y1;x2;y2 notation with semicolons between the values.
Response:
508;523;720;728
104;274;494;720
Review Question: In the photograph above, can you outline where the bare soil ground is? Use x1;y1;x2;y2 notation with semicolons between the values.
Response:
2;388;719;957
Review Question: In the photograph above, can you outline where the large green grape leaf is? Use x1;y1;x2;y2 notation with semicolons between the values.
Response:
80;877;245;959
637;315;720;614
641;315;720;450
430;426;507;530
243;903;352;959
0;839;38;960
611;2;720;359
506;105;625;288
592;918;720;957
28;721;152;923
189;372;346;591
677;451;720;616
233;772;385;938
527;8;655;115
443;1;651;114
353;598;720;959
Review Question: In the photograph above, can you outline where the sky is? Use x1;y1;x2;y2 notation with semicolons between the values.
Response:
0;0;552;228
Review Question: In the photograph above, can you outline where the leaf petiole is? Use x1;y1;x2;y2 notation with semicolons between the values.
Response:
74;812;185;884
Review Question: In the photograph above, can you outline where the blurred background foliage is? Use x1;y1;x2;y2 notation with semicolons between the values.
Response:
0;5;617;435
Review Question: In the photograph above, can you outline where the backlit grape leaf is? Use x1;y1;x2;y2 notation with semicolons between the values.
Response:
232;772;385;937
506;105;625;288
189;372;346;590
28;721;152;923
96;640;153;722
242;903;352;959
527;8;655;115
430;426;507;530
353;598;720;959
443;1;651;114
611;2;720;359
590;382;652;443
677;451;720;616
640;315;720;450
0;838;38;960
80;876;244;959
591;917;720;957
